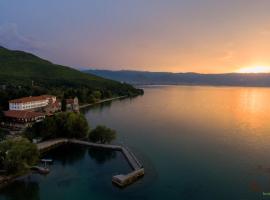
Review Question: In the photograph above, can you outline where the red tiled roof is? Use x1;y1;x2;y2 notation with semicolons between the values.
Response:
4;110;45;119
9;95;55;103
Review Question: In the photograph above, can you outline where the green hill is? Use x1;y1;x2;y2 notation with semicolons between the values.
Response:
0;46;143;109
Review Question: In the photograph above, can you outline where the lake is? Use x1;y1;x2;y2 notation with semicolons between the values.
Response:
2;85;270;200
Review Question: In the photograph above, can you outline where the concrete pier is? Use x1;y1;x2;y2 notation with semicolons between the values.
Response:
37;139;144;187
37;138;68;153
112;168;144;187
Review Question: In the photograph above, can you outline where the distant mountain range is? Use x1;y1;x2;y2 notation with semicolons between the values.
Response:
84;69;270;87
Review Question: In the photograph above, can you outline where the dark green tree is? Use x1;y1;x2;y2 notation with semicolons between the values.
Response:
61;99;67;111
92;90;102;101
0;129;6;141
24;112;90;140
0;110;4;122
0;138;39;173
88;125;116;144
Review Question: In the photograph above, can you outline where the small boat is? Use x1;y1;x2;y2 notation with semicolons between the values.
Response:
30;166;50;174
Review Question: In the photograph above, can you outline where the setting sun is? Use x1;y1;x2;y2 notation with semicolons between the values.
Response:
237;66;270;73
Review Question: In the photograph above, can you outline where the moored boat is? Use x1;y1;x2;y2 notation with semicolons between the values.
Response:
30;166;50;174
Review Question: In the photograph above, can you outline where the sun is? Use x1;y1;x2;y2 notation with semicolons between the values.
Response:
237;66;270;73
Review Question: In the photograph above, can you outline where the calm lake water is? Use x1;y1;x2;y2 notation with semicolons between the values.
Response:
2;85;270;200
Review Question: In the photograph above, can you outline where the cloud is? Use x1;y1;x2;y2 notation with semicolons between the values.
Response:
260;29;270;36
220;51;234;61
218;42;236;62
0;23;46;51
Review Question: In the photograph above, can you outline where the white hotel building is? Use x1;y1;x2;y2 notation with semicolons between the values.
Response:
9;95;57;111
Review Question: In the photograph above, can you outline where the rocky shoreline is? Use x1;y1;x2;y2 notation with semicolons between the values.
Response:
0;171;32;189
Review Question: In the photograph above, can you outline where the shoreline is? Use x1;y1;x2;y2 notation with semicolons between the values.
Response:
0;171;31;189
79;95;127;109
137;83;270;89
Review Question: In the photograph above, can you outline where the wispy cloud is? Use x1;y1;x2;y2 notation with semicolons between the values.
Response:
260;29;270;36
0;23;46;52
218;42;236;62
219;50;235;62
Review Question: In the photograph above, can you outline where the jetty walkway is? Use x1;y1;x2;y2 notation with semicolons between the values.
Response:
37;138;144;187
37;138;68;152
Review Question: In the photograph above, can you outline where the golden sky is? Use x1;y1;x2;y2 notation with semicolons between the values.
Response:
1;0;270;73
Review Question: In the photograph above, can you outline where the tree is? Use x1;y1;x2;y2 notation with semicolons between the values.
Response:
24;112;90;140
92;90;102;101
0;129;5;141
57;112;89;138
0;138;39;173
88;125;116;144
61;99;67;111
0;132;3;141
87;94;96;103
104;90;112;98
0;110;4;122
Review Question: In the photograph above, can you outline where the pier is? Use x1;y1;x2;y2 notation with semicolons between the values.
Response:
37;138;68;153
37;139;144;187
